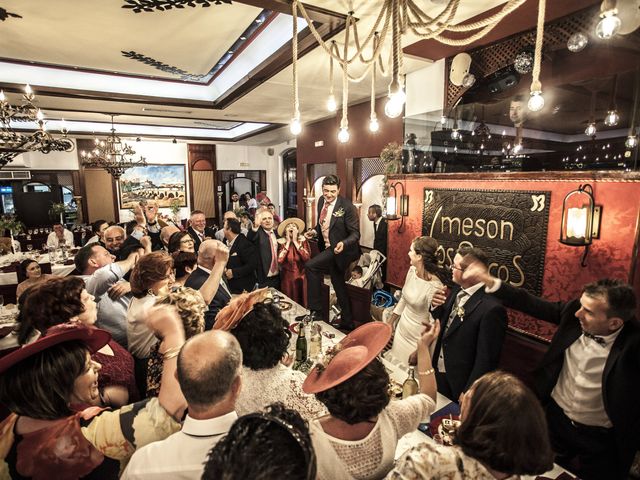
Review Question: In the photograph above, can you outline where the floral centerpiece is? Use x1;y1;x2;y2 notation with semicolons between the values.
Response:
380;142;402;214
48;202;67;224
169;198;182;225
0;214;25;254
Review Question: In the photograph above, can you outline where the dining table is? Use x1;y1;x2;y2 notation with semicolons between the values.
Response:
274;289;576;480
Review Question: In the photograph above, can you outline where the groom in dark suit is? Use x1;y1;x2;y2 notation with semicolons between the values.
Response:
432;246;507;401
464;262;639;480
305;175;360;330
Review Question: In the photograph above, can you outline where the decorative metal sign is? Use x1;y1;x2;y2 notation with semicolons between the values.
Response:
422;188;551;295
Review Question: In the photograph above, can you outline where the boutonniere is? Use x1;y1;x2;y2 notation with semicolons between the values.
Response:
333;207;345;218
455;306;465;321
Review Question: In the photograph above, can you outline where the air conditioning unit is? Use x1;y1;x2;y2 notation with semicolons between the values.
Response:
0;170;32;180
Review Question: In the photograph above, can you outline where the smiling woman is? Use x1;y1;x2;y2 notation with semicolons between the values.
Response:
0;309;186;480
16;276;139;407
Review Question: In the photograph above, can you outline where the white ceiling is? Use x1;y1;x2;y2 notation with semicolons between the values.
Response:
0;0;510;145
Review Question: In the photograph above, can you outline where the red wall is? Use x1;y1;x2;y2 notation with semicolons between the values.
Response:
386;172;640;340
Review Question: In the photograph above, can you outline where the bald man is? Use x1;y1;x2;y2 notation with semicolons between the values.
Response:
160;225;180;251
123;330;242;479
185;239;233;329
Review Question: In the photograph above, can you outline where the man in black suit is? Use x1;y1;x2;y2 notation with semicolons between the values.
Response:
223;217;257;293
184;239;232;330
431;246;507;401
246;209;280;289
305;175;360;330
187;210;217;253
367;204;387;282
465;264;639;480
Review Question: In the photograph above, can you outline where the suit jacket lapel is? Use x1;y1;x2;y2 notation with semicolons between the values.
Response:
329;196;341;230
443;288;483;339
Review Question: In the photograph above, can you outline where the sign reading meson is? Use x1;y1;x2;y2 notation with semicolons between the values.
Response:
422;188;550;295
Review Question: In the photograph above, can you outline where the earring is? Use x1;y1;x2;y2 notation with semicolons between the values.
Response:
148;289;155;297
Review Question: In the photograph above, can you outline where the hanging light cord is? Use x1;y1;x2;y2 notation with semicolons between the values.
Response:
530;0;546;95
292;1;299;118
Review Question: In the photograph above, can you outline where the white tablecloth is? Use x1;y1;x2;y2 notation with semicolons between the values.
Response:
0;254;76;285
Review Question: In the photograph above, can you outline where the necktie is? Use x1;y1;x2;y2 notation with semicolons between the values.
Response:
374;221;378;234
268;231;278;274
319;201;330;227
582;330;606;346
445;290;468;332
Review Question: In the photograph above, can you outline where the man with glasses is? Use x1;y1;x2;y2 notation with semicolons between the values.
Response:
431;246;507;401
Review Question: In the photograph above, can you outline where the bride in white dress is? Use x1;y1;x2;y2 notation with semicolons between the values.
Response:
385;236;446;369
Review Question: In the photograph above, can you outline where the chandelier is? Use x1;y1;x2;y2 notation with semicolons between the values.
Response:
289;0;546;142
0;85;74;168
80;115;146;179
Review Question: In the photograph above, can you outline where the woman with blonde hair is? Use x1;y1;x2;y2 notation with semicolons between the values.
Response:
385;236;448;368
146;286;206;396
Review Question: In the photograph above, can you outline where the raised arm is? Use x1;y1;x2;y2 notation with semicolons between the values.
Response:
416;320;439;402
145;305;187;419
463;262;565;325
199;244;229;304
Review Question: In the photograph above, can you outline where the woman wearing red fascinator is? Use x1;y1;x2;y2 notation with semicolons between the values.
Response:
0;307;186;479
302;320;440;480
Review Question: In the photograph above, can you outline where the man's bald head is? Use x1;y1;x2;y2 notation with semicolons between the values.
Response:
198;239;223;269
177;330;242;409
223;211;237;221
160;225;180;247
104;225;126;252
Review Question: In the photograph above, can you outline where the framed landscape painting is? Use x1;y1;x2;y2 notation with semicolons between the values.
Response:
118;164;187;209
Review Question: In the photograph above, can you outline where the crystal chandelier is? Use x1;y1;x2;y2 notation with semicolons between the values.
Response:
80;115;146;179
0;85;74;168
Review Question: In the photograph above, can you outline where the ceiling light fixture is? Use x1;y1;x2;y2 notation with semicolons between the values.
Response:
596;0;622;39
528;0;546;112
289;0;528;136
567;32;588;52
0;85;74;168
627;68;640;149
604;75;620;126
80;114;146;179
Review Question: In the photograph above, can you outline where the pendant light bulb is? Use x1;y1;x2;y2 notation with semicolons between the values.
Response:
528;90;545;112
384;98;403;118
338;127;350;143
385;82;405;119
626;135;638;149
290;116;302;136
596;11;621;39
585;122;597;137
326;94;337;112
369;116;380;132
604;110;619;127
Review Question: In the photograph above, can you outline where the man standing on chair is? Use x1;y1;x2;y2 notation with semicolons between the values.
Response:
305;175;360;330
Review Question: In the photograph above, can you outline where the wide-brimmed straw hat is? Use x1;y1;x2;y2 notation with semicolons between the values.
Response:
0;324;110;375
277;217;306;237
303;322;391;394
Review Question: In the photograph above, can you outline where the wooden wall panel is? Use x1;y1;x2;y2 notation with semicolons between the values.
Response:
83;169;116;223
192;170;215;218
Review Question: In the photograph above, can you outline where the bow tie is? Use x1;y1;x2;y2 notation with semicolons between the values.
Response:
582;330;606;346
